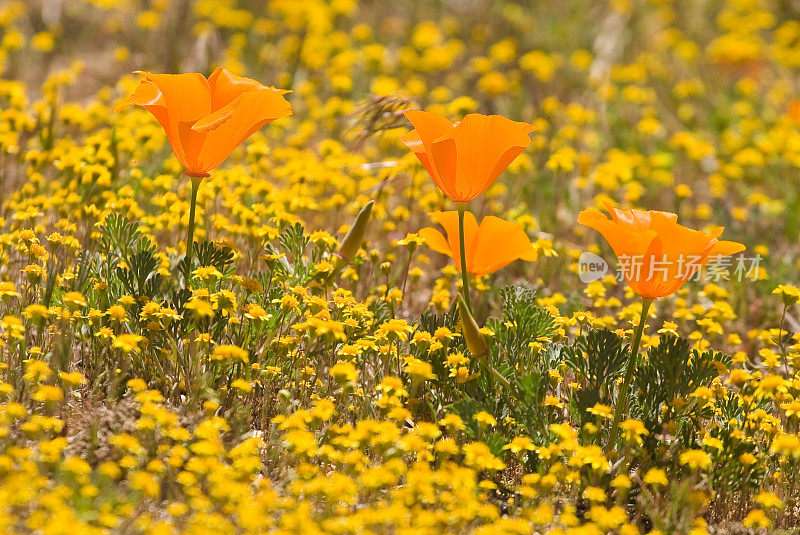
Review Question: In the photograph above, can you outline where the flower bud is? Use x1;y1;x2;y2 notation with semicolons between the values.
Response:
336;200;374;263
457;295;488;359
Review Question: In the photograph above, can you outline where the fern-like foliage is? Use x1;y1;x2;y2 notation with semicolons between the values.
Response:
633;334;733;451
564;328;628;426
418;304;460;336
177;240;235;283
117;249;162;299
453;287;563;453
281;222;309;266
99;212;153;262
486;286;557;382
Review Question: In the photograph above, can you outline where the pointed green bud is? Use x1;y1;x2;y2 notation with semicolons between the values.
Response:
457;294;488;359
336;200;374;263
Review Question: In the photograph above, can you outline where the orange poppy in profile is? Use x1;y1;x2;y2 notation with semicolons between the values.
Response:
419;211;538;276
400;110;535;203
116;67;292;177
578;203;745;299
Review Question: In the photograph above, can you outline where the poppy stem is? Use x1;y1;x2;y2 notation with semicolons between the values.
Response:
186;176;202;280
606;297;653;458
456;202;473;314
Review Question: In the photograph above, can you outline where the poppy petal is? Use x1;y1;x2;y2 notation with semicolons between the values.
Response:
403;110;456;196
418;227;451;257
577;209;657;260
433;114;533;201
191;96;240;132
470;216;538;275
604;202;677;232
478;116;535;195
427;210;478;273
136;71;211;123
708;240;746;257
403;110;453;152
648;211;724;260
193;87;292;172
115;79;164;113
134;72;211;171
400;130;441;188
429;136;459;198
207;68;270;111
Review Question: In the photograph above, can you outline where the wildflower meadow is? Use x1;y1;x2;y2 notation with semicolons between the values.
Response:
2;0;800;533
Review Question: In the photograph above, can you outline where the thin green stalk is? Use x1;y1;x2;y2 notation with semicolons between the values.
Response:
186;175;202;274
606;298;653;457
486;361;512;391
398;248;414;312
456;202;472;313
778;304;791;378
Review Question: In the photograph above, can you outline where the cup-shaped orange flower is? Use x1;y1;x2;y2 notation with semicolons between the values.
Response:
400;110;535;203
578;203;745;299
116;67;292;177
117;68;292;270
419;211;538;276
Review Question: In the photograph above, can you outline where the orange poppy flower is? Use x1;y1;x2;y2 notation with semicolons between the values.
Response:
116;68;292;177
400;110;535;203
578;203;745;299
419;211;538;276
788;100;800;124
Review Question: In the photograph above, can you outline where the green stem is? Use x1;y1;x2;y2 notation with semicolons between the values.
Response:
606;297;653;457
456;202;472;313
186;176;202;276
399;248;414;312
487;361;512;391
